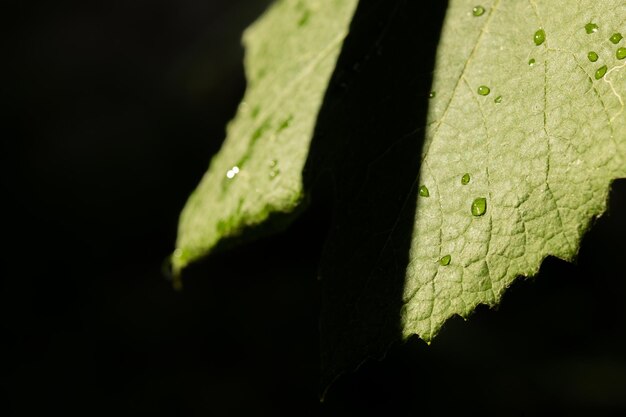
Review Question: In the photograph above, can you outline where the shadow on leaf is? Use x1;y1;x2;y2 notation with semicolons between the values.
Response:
303;0;449;396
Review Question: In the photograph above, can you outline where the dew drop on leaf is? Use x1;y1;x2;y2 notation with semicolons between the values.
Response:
584;22;599;34
461;173;471;184
268;159;279;179
429;91;436;98
617;47;626;60
439;255;451;266
419;185;430;197
609;32;623;44
472;5;485;16
528;58;536;66
269;168;280;179
595;65;608;80
533;29;546;46
494;95;502;104
471;197;487;216
477;85;491;96
587;51;599;62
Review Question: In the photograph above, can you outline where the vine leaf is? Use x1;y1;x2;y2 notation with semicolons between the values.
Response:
319;0;626;390
172;0;358;276
174;0;626;393
402;0;626;342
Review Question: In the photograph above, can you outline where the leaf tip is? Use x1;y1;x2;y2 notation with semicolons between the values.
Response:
168;247;194;290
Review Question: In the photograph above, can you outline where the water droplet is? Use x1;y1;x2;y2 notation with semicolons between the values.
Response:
429;91;436;98
461;173;471;184
472;6;485;16
617;47;626;60
226;166;240;179
269;168;280;179
439;255;451;266
584;22;599;34
609;32;623;44
419;185;430;197
587;51;599;62
471;197;487;216
533;29;546;46
269;160;280;179
494;96;502;104
595;65;608;80
477;85;491;96
528;58;536;66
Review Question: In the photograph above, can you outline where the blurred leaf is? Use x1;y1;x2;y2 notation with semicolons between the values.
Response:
173;0;358;275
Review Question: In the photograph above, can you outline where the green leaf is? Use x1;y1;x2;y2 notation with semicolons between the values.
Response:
175;0;626;392
315;0;626;391
403;0;626;341
172;0;358;276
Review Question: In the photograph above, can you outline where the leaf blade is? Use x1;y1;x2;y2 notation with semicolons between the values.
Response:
402;0;626;340
173;0;358;275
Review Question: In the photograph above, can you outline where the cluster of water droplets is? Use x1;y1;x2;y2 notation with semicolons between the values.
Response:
269;159;280;179
416;6;501;266
420;7;626;267
582;22;624;80
418;168;484;266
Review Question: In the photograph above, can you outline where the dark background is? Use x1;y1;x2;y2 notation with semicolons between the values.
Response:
3;0;626;415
